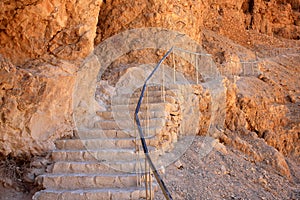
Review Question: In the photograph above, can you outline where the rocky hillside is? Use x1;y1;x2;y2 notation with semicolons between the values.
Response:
0;0;299;199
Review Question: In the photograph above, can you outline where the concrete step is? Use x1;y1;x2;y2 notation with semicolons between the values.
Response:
51;148;161;162
33;187;154;200
93;118;166;129
51;160;152;174
55;136;159;150
38;173;142;190
96;110;168;120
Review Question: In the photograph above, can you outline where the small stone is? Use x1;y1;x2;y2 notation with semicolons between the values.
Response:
287;94;296;103
174;160;184;170
221;165;227;174
258;177;268;186
214;141;228;154
159;166;166;174
24;172;35;183
3;179;13;188
258;74;269;82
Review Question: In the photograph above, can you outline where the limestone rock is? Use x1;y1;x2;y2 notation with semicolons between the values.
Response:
95;0;204;44
0;56;75;156
0;0;102;66
0;0;102;155
203;0;300;43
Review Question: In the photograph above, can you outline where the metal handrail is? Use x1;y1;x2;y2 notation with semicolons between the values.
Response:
134;47;174;200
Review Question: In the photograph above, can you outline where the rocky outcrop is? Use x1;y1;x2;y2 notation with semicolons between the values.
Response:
0;0;102;155
0;56;76;156
0;0;102;66
201;26;299;178
222;53;300;158
95;0;204;44
250;0;300;40
203;0;300;43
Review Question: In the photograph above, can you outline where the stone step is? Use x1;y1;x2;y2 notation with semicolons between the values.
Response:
107;102;177;112
75;128;162;139
116;89;178;99
38;173;143;190
93;118;166;129
51;148;161;162
55;136;159;150
111;95;177;105
51;160;152;174
135;84;180;91
96;110;168;120
33;187;154;200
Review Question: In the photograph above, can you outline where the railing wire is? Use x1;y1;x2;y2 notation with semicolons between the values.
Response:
134;47;174;200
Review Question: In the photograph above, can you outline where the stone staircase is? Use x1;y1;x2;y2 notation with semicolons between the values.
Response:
33;86;181;200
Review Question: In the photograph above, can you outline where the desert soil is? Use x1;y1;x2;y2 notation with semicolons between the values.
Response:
154;136;300;200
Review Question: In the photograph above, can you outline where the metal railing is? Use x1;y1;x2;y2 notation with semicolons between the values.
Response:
134;47;174;200
134;46;214;199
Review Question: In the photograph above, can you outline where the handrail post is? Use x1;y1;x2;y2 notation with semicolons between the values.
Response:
162;64;165;102
172;49;176;84
210;55;213;77
145;158;148;199
195;54;199;84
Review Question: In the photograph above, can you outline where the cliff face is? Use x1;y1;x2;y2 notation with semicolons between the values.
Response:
0;0;299;172
0;0;102;156
0;0;101;66
95;0;205;44
203;0;300;44
0;56;75;156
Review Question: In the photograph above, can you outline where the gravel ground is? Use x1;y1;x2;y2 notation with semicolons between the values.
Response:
154;136;300;200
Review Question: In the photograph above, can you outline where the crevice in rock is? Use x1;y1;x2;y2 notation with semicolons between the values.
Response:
242;0;254;14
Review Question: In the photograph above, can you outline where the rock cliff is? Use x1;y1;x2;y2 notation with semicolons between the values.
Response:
0;0;102;156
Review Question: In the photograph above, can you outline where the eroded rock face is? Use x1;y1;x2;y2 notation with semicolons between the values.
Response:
225;56;300;158
0;0;102;155
0;56;76;156
95;0;204;44
0;0;102;66
250;0;300;40
203;0;300;43
201;27;299;178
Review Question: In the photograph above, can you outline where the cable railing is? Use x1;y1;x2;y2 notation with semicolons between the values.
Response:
134;46;215;199
134;47;174;200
